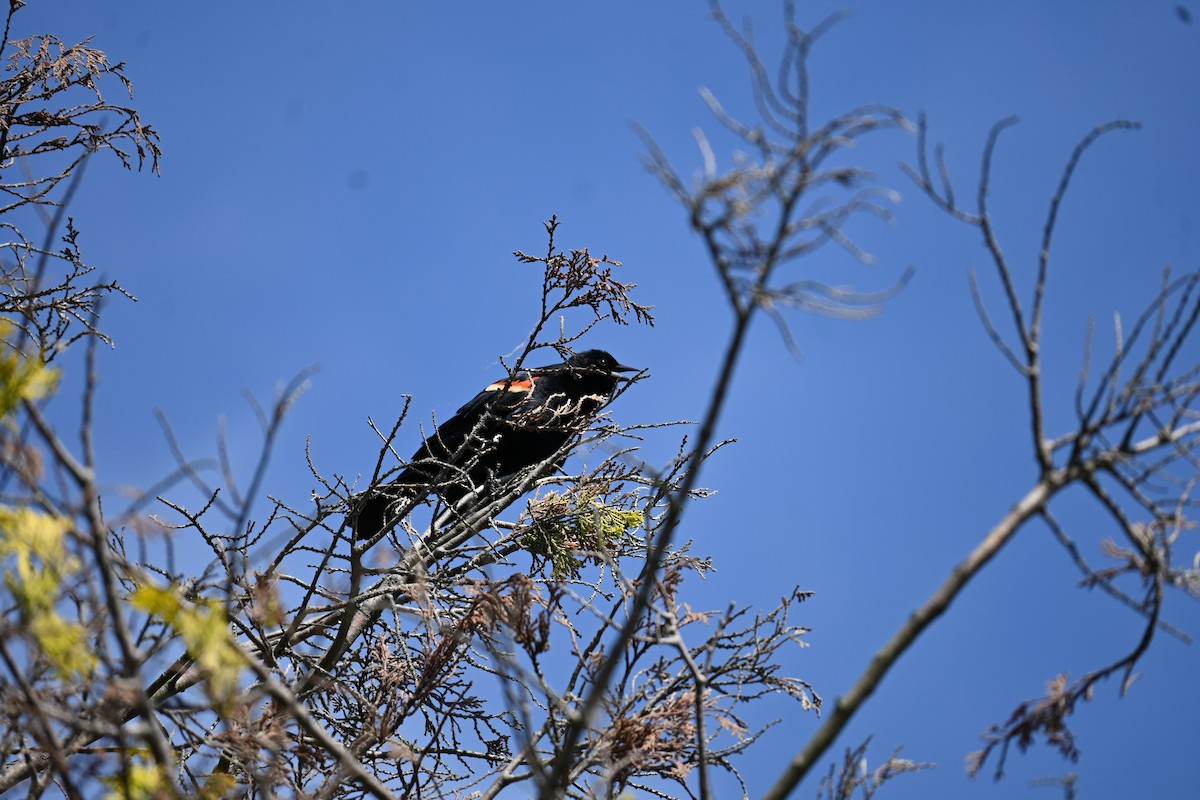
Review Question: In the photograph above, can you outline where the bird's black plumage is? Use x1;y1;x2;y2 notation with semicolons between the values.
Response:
353;349;636;538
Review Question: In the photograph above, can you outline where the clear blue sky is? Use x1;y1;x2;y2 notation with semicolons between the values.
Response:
27;1;1200;797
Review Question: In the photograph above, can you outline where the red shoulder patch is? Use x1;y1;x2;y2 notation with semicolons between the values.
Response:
485;377;534;393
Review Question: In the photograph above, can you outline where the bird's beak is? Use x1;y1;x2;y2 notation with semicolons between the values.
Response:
610;363;638;381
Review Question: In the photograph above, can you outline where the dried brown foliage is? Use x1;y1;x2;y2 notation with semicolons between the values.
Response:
816;738;932;800
0;13;160;353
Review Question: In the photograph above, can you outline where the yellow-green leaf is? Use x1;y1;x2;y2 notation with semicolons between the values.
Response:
30;610;96;679
0;322;59;418
130;583;183;619
0;505;91;678
103;759;174;800
132;582;246;706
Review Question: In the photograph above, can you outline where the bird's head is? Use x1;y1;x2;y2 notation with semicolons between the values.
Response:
560;349;638;380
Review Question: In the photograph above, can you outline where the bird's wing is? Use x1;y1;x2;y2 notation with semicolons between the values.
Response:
413;375;535;460
356;375;538;538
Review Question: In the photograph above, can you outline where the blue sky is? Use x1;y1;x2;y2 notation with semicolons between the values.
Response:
25;1;1200;797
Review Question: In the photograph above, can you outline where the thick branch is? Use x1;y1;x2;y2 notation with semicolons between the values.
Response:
762;477;1063;799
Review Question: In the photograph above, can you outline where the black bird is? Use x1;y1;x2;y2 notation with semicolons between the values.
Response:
353;349;636;538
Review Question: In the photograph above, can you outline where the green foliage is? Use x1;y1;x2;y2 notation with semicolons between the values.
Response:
524;487;643;579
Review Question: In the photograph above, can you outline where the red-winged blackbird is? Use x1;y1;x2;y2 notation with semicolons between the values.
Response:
353;349;636;538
